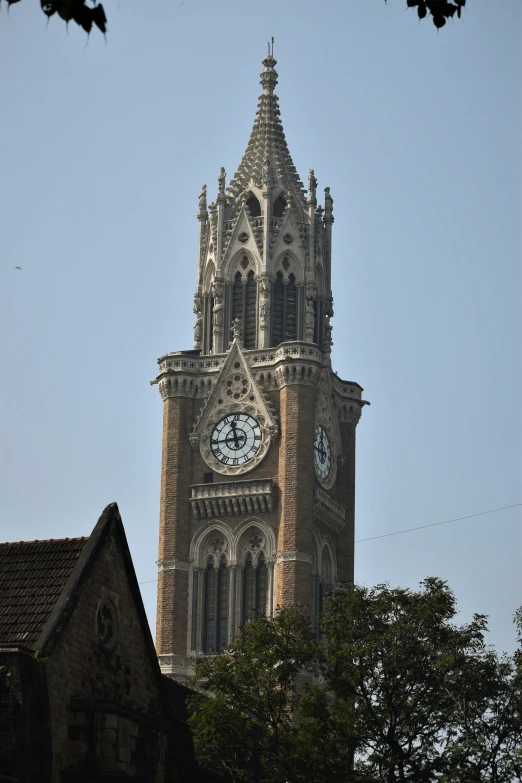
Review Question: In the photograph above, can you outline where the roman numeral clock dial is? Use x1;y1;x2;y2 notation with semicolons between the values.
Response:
314;425;332;481
210;413;261;467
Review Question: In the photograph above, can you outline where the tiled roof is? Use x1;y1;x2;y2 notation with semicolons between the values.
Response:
0;537;88;649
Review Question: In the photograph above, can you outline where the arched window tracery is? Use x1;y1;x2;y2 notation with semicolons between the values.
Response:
271;267;298;346
244;270;257;349
230;269;257;350
272;272;285;346
315;544;334;634
203;555;229;653
241;551;268;623
232;271;243;325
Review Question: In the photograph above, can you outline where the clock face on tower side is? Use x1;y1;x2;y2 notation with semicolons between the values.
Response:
210;413;262;467
314;425;332;481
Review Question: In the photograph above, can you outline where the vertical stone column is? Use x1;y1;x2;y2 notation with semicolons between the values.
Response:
156;393;193;657
276;382;316;611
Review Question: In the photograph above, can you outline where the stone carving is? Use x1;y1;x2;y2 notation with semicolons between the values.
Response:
324;186;334;220
198;185;207;216
212;280;225;348
323;314;333;353
305;283;316;343
96;598;118;649
276;550;313;565
157;559;190;572
259;274;271;328
308;169;317;202
193;292;203;314
193;310;203;350
231;317;243;344
218;167;226;195
262;158;271;192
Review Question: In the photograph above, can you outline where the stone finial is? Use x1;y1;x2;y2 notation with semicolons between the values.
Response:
324;186;334;222
260;53;278;94
308;169;317;199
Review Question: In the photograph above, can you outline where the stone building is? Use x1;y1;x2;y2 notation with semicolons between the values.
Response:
153;49;369;681
0;504;206;783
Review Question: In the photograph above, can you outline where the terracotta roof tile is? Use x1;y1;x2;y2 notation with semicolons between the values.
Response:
0;537;88;648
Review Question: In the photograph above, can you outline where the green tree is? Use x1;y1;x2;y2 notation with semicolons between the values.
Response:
188;579;522;783
385;0;467;29
1;0;107;35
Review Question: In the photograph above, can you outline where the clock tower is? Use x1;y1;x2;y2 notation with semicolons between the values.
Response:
152;50;368;679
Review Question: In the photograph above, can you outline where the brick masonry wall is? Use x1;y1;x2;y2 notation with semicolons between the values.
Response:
276;383;316;609
156;396;195;655
46;528;165;782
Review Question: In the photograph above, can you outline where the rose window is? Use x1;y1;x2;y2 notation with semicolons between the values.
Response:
226;374;249;400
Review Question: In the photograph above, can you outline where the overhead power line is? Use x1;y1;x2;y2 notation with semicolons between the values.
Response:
138;503;521;585
355;503;521;543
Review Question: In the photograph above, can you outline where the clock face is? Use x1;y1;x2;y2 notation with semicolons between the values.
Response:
210;413;262;467
314;425;332;480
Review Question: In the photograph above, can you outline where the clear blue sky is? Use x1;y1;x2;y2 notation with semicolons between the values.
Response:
1;0;520;653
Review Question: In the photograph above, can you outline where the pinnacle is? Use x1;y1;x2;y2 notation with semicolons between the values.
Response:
226;55;307;215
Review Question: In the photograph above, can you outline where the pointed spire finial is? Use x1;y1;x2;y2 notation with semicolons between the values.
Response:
260;41;278;94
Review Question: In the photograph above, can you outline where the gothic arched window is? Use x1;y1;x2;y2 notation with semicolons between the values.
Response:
272;272;284;346
243;554;255;623
203;557;229;653
285;273;297;341
271;269;298;346
315;545;334;635
246;195;261;218
256;556;268;617
232;271;243;325
242;553;268;623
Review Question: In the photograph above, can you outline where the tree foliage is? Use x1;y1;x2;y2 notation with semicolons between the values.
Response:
188;579;522;783
1;0;107;35
385;0;467;29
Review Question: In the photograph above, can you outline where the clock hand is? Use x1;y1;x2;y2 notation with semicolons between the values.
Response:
230;420;240;448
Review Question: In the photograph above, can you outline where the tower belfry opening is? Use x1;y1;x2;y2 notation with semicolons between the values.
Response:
152;49;368;682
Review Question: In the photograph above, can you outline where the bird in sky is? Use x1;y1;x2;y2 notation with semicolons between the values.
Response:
15;266;21;270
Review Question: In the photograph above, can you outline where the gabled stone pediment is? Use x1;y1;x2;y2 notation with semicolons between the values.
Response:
190;338;278;476
270;208;307;280
222;208;262;278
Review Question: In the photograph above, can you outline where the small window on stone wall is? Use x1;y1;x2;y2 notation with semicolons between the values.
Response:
96;598;118;649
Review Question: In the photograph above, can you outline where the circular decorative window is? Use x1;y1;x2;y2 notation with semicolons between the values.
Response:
238;232;249;244
96;598;118;649
283;234;294;245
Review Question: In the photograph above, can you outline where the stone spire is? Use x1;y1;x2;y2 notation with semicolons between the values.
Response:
226;51;307;216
